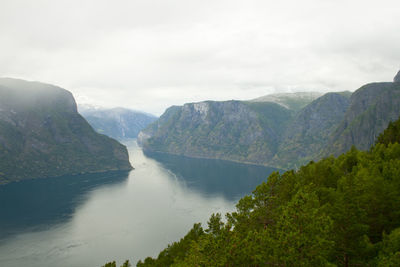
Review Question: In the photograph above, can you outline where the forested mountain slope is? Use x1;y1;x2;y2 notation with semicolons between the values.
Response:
134;116;400;267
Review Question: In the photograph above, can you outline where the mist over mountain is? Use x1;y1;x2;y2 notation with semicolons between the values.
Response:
139;71;400;169
79;105;157;141
250;91;323;111
0;78;132;184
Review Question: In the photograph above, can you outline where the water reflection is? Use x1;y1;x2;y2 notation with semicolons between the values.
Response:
144;151;278;201
0;171;130;240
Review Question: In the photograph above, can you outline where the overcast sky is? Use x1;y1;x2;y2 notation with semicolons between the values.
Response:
1;0;399;115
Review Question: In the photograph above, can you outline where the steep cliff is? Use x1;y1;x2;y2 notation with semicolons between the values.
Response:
139;93;351;168
0;78;132;184
325;82;400;156
271;92;351;169
139;100;293;165
139;71;400;169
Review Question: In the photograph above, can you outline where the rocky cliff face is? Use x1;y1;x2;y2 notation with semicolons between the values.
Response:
79;106;157;141
138;100;293;165
325;82;400;156
139;72;400;170
138;92;353;168
0;78;132;184
271;92;350;169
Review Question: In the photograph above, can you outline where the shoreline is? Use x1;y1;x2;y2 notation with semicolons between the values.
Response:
0;168;133;186
142;148;287;171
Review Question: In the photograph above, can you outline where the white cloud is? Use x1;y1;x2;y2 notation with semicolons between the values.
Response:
1;0;399;115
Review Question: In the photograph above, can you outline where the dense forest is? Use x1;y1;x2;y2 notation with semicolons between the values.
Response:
106;117;400;266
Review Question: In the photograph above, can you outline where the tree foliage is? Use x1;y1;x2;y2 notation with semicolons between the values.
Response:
377;118;400;146
109;117;400;266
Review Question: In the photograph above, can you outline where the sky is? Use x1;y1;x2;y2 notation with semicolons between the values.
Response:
1;0;400;115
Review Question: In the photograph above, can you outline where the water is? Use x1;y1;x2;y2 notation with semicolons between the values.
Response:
0;140;278;267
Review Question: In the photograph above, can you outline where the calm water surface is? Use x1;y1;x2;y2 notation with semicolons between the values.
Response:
0;140;278;267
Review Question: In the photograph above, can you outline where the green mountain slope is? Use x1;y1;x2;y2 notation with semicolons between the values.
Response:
0;78;132;184
325;81;400;156
139;100;293;165
271;92;351;169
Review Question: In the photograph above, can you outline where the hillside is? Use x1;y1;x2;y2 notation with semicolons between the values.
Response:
132;116;400;267
139;100;293;165
325;81;400;157
0;78;132;184
271;92;351;169
79;106;157;141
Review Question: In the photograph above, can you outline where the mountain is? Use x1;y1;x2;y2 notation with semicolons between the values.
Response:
138;93;339;168
79;106;157;141
271;92;351;169
251;91;323;111
139;71;400;169
394;70;400;82
0;78;132;184
325;81;400;156
139;100;293;165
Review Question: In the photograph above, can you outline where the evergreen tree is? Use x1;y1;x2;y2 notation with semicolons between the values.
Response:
106;116;400;267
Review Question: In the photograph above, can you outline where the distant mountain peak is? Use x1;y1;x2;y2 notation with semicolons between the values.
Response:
78;104;157;118
79;105;157;140
250;91;323;111
394;70;400;83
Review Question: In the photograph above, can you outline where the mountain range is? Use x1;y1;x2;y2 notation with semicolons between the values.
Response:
79;105;157;141
139;71;400;169
0;78;132;184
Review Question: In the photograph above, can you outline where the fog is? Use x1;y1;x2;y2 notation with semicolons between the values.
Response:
1;0;399;115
